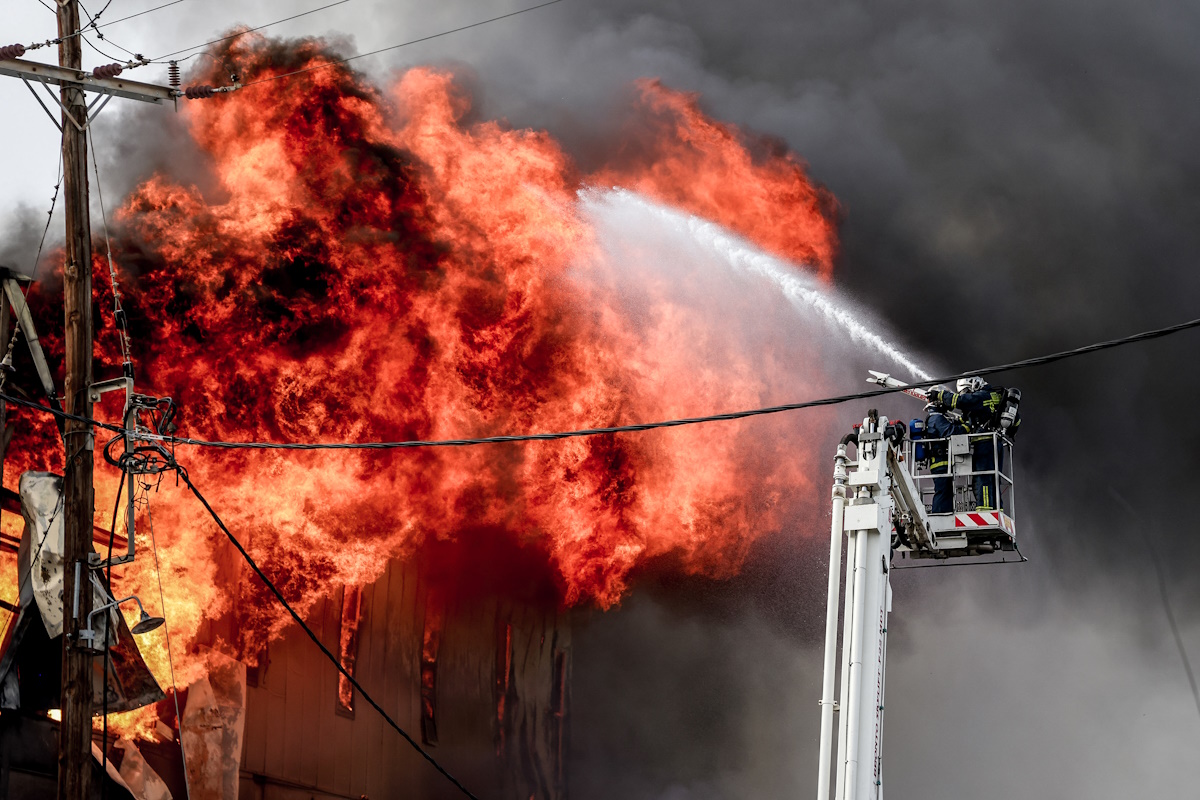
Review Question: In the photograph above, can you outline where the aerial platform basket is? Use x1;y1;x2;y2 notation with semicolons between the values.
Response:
894;429;1018;561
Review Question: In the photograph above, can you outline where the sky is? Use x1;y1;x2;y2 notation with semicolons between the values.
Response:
3;2;1199;798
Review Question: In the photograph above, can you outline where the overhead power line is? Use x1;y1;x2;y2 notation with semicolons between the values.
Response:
77;0;149;64
152;0;351;60
238;0;567;89
91;0;186;32
176;466;481;800
25;0;184;50
81;30;142;63
0;315;1197;451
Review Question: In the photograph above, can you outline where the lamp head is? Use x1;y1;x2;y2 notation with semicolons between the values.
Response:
131;607;165;635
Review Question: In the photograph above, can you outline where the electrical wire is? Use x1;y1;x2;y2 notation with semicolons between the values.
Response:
1108;488;1200;724
23;0;185;54
175;465;480;800
87;126;136;371
152;0;351;60
145;495;193;800
79;0;117;32
100;471;127;792
79;0;150;65
82;31;145;67
103;474;125;590
138;315;1200;450
1;315;1199;450
237;0;566;89
92;0;186;33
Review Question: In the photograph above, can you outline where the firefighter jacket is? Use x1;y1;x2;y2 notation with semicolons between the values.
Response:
924;411;966;471
928;385;1020;439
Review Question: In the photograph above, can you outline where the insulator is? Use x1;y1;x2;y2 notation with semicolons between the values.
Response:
184;84;216;99
0;44;27;60
167;60;180;89
93;63;124;79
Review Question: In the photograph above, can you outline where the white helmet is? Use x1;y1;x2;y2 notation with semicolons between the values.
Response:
956;376;984;393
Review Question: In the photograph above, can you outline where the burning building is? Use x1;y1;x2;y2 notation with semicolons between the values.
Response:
0;33;840;799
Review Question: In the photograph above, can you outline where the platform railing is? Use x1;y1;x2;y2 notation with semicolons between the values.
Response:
902;430;1016;517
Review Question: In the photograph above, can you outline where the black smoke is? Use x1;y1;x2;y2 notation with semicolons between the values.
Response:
7;1;1199;797
432;2;1199;798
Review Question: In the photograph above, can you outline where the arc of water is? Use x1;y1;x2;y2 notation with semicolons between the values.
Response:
589;188;932;382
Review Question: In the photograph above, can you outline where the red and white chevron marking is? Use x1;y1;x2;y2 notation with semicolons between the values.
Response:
953;511;1015;534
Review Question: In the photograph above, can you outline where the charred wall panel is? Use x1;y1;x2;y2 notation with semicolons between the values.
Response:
237;556;570;800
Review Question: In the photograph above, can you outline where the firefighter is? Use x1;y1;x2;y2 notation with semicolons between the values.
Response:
923;396;965;513
928;377;1021;511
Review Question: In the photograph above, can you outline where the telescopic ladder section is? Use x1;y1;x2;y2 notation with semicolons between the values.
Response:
817;411;896;800
815;410;1021;800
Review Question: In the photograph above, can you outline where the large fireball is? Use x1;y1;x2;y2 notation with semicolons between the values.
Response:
0;35;840;735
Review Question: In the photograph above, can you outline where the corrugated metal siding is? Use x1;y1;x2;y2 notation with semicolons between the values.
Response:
236;557;569;800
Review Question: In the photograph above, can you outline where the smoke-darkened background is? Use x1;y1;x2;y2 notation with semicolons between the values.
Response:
3;2;1198;798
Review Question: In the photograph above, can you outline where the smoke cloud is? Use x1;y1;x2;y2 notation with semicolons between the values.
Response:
3;1;1198;797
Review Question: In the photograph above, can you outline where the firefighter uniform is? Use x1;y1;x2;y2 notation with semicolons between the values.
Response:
924;408;965;513
928;384;1021;511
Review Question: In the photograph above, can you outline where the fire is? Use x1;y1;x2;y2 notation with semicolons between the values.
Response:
1;34;838;737
593;79;839;280
0;517;18;643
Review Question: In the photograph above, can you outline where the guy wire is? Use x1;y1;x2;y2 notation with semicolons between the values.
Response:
176;465;481;800
146;495;192;799
87;126;135;370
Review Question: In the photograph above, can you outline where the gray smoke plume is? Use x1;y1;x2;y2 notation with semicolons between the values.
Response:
457;3;1200;798
3;2;1197;798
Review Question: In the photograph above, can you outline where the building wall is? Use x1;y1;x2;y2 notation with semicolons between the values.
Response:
235;556;570;800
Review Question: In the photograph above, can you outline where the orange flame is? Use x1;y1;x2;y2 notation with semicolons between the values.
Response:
1;36;838;737
594;79;839;280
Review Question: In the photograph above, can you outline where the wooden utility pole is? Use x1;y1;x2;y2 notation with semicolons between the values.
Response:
56;0;96;797
0;22;175;800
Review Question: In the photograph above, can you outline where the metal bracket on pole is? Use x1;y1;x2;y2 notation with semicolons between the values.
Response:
21;77;63;132
48;78;87;132
0;56;176;104
88;376;132;405
17;75;101;133
87;92;113;124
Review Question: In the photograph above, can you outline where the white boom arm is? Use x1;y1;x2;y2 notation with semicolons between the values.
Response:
816;390;1021;800
817;410;931;800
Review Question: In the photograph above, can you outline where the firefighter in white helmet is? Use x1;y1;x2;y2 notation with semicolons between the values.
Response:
928;377;1021;511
